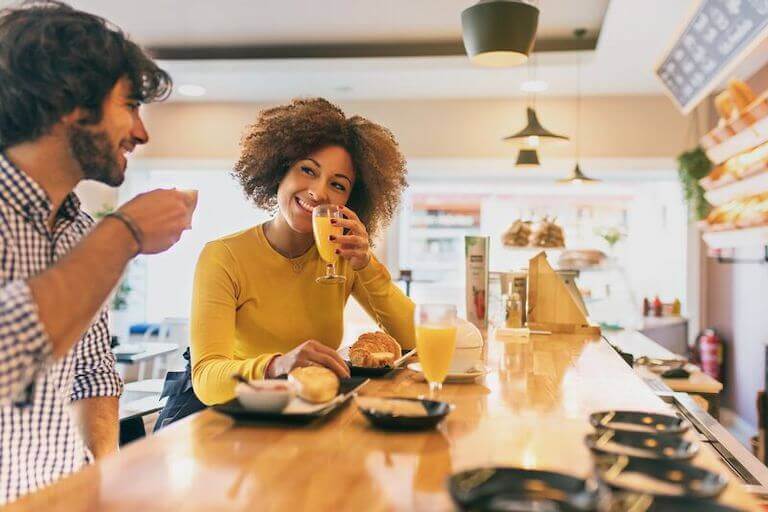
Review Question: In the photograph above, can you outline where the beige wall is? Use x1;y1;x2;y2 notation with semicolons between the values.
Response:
135;95;690;161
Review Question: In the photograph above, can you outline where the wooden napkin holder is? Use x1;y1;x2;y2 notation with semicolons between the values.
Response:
526;252;601;335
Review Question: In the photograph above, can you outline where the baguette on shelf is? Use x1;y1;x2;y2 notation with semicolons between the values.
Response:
703;191;768;231
700;80;768;166
700;140;768;191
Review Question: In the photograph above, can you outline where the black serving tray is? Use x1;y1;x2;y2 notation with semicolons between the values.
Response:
212;377;368;424
589;410;690;435
594;454;728;499
585;429;698;460
356;397;453;431
608;493;745;512
448;467;599;511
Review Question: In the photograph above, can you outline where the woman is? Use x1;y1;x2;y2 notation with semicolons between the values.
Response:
156;98;414;425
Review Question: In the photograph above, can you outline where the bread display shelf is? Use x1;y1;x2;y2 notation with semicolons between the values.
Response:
705;115;768;165
704;169;768;206
701;224;768;249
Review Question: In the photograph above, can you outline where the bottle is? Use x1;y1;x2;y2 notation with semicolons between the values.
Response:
652;295;663;317
505;292;523;328
672;298;681;316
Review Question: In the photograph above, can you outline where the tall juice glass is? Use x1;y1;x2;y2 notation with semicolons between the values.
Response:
415;304;457;397
313;204;345;284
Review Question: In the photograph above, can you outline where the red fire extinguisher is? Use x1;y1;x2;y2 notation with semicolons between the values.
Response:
694;329;724;382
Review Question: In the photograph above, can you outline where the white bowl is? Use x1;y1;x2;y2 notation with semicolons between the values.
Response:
450;346;483;373
235;380;294;412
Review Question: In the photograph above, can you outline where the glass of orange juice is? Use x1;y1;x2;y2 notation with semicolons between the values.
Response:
313;204;346;284
415;304;458;396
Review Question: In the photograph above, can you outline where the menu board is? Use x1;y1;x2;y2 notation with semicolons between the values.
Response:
656;0;768;113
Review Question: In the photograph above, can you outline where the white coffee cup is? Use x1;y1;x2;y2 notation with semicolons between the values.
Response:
450;320;484;372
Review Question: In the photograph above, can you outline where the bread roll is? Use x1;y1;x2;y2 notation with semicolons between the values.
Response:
288;366;339;403
349;331;402;368
727;78;755;111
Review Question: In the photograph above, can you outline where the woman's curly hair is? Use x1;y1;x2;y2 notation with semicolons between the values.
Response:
233;98;408;241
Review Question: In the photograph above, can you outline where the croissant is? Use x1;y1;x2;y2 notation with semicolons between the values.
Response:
349;331;402;368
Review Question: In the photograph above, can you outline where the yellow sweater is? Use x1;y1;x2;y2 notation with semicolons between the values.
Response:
190;223;415;405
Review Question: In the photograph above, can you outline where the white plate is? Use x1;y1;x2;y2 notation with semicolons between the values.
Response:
407;362;489;383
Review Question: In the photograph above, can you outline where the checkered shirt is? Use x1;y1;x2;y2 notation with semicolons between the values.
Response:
0;152;123;504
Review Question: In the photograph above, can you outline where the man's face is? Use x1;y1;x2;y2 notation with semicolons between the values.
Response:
68;77;149;186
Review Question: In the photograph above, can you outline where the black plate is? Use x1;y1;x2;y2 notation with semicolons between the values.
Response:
357;397;452;430
346;349;414;378
448;467;599;511
212;377;368;424
594;454;728;499
585;429;698;460
608;493;745;512
590;410;689;435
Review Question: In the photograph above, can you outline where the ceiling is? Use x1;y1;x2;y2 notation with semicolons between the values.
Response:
1;0;696;102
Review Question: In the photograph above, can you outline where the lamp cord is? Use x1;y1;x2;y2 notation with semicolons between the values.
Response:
576;52;581;161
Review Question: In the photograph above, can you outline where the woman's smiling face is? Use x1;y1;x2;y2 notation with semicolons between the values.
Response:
276;145;355;234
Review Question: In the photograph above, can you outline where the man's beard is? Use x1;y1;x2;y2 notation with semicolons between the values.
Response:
67;124;125;186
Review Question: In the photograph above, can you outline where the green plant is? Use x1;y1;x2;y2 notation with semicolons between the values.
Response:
595;226;624;248
677;146;712;220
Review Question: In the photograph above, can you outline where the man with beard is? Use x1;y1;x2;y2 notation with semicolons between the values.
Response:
0;1;196;503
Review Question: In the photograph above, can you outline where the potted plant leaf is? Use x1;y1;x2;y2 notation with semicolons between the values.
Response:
677;147;712;221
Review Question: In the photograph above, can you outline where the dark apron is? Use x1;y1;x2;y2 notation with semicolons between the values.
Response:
153;347;207;432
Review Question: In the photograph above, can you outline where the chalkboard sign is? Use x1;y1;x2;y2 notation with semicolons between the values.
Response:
656;0;768;114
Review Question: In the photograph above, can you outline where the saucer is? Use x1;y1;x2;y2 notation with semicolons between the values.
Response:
407;362;489;383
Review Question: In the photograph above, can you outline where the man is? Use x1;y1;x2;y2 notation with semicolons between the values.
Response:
0;1;196;503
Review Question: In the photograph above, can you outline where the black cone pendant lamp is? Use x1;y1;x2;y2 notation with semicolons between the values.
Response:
515;148;540;167
462;0;539;67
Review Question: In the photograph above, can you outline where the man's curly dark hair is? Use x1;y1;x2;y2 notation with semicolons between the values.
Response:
233;98;408;241
0;1;172;148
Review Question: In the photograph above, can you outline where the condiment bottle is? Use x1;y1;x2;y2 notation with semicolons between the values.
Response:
652;295;663;317
506;292;523;328
672;298;681;316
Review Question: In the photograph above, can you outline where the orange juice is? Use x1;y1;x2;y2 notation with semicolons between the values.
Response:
416;325;457;384
313;216;342;264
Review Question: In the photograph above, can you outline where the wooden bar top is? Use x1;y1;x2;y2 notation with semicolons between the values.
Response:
7;333;759;511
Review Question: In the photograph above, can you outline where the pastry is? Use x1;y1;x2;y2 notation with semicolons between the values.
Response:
288;366;339;403
727;78;755;111
349;331;402;368
530;217;565;248
502;220;532;247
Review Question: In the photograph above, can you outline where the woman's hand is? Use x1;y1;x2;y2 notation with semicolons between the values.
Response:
267;340;350;379
329;205;371;271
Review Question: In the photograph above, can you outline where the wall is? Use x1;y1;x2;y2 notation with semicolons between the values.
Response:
135;95;692;161
705;65;768;428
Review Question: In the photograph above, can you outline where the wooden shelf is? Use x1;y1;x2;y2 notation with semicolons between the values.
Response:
704;115;768;165
704;169;768;206
701;225;768;249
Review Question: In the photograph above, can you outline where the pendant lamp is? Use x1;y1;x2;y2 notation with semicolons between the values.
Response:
503;107;569;146
557;163;598;184
558;29;599;185
462;0;539;67
515;148;540;167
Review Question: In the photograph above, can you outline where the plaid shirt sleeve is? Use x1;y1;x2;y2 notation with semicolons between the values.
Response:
0;280;53;406
70;308;123;402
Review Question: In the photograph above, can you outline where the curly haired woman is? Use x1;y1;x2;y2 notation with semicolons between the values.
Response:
158;98;415;420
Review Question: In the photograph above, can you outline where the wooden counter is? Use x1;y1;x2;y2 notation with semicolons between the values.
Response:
7;333;759;511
